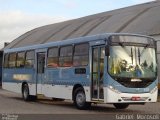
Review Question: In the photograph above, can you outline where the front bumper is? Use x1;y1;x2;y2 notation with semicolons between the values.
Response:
103;87;158;103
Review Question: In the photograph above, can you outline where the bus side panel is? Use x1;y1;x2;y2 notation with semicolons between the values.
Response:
84;86;91;101
43;66;90;100
28;83;36;95
3;82;21;94
42;85;91;101
43;84;73;99
2;68;36;95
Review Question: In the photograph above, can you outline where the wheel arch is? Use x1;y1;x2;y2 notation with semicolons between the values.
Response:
72;84;84;100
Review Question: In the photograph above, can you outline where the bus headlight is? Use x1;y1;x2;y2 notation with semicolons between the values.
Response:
108;85;121;94
150;86;158;94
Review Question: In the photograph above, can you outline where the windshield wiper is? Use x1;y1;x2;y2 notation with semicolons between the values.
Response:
131;47;133;64
137;44;149;65
138;48;140;65
139;44;149;57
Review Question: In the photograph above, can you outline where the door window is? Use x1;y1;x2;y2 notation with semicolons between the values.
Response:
37;53;45;74
92;46;104;99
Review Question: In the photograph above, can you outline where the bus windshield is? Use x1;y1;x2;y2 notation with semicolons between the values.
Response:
108;38;157;80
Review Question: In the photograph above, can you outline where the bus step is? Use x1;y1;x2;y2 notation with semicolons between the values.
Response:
91;99;104;103
37;94;45;99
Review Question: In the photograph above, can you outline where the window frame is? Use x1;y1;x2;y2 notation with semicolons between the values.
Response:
47;47;59;68
59;45;73;67
4;53;9;68
16;51;25;68
8;52;17;68
25;50;35;68
73;43;89;67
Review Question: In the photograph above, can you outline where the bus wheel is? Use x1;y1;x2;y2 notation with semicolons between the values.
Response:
113;103;129;109
22;84;30;101
73;87;91;110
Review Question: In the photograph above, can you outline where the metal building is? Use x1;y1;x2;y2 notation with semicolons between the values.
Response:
2;1;160;87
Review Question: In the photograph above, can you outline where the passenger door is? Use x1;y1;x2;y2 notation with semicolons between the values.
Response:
92;46;105;100
36;52;46;94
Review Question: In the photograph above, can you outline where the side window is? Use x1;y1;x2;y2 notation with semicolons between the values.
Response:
25;50;35;67
47;47;59;67
73;43;89;66
59;45;73;67
9;53;17;68
17;52;25;67
4;54;9;68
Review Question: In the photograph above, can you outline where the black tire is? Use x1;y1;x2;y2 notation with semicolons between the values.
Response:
73;87;91;110
22;84;37;101
113;103;129;109
30;95;37;101
22;84;30;101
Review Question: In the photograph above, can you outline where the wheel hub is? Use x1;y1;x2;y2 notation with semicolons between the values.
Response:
76;92;85;106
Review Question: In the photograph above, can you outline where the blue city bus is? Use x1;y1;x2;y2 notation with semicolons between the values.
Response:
2;33;158;109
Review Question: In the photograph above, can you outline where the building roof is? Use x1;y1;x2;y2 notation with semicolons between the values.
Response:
5;0;160;49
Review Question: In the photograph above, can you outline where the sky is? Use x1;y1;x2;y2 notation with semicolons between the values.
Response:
0;0;155;48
